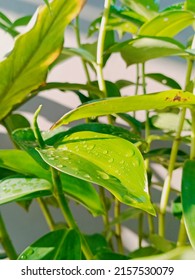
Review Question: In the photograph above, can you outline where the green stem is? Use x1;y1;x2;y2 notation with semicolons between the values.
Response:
133;64;140;118
142;63;154;235
114;198;123;254
159;58;194;237
96;0;112;97
75;17;91;85
0;212;17;259
51;168;93;260
37;198;56;231
138;213;143;248
177;217;187;247
99;187;110;232
190;108;195;160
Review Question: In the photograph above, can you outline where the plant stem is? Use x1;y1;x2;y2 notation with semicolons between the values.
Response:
96;0;112;97
37;198;56;231
133;64;140;118
0;212;17;260
190;108;195;160
51;168;93;260
75;16;91;85
142;63;154;235
138;212;144;248
114;198;123;254
159;58;194;237
177;217;187;247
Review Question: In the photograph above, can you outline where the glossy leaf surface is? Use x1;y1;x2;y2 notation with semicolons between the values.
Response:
182;160;195;249
18;229;81;260
139;11;195;37
37;131;155;214
0;177;51;205
120;0;159;20
0;150;103;215
145;73;181;89
109;37;185;66
0;0;85;121
52;90;195;128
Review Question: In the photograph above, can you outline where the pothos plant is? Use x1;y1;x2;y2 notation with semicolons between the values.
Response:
1;0;195;260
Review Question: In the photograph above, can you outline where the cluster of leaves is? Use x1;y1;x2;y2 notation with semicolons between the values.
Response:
1;0;195;260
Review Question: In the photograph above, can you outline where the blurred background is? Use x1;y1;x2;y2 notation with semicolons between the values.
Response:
0;0;193;254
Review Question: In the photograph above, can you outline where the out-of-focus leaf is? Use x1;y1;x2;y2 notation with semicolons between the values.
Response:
0;0;86;121
146;73;181;89
129;246;160;259
84;234;110;256
182;160;195;249
120;0;159;20
52;90;195;128
115;79;136;89
139;10;195;37
18;229;82;260
172;196;182;220
150;234;176;253
2;114;30;132
108;37;186;66
37;131;155;215
151;112;191;131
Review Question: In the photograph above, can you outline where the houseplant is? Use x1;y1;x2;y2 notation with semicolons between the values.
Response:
1;0;195;260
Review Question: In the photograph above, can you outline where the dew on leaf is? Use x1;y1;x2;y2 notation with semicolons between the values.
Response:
97;171;110;180
86;144;95;151
163;18;169;22
108;158;114;163
103;150;108;155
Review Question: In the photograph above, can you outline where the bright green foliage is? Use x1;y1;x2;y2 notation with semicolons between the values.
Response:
139;10;195;37
0;178;52;204
109;37;186;66
37;131;155;215
182;160;195;249
0;0;85;121
52;90;195;128
18;229;82;260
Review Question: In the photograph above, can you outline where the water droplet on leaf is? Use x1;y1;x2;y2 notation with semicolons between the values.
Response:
98;171;110;180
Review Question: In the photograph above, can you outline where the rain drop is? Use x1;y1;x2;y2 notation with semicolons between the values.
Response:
20;254;27;260
84;174;91;180
132;157;140;167
125;149;135;157
163;18;169;22
98;171;110;180
108;158;114;163
162;79;167;84
57;164;63;168
26;248;34;256
87;144;95;151
103;150;108;155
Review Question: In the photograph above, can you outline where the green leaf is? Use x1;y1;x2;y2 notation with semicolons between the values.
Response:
185;0;195;13
84;234;110;256
109;208;141;227
182;160;195;249
0;177;52;205
151;112;191;131
150;234;176;252
109;37;185;66
2;114;30;131
172;196;182;220
39;82;103;98
146;73;181;89
115;79;136;89
52;89;195;128
60;47;96;63
129;246;160;259
37;131;155;215
18;229;81;260
0;0;86;121
120;0;159;20
0;149;103;215
139;10;195;37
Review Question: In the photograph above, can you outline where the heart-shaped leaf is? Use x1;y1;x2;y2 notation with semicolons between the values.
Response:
37;131;155;215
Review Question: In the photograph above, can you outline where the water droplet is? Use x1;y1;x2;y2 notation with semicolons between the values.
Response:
63;156;69;160
103;150;108;155
162;79;167;84
132;157;140;167
26;248;34;256
87;144;95;151
49;157;55;161
120;160;125;164
98;171;110;180
20;254;27;260
125;149;135;157
108;158;114;163
84;174;91;180
163;17;169;22
57;164;63;168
